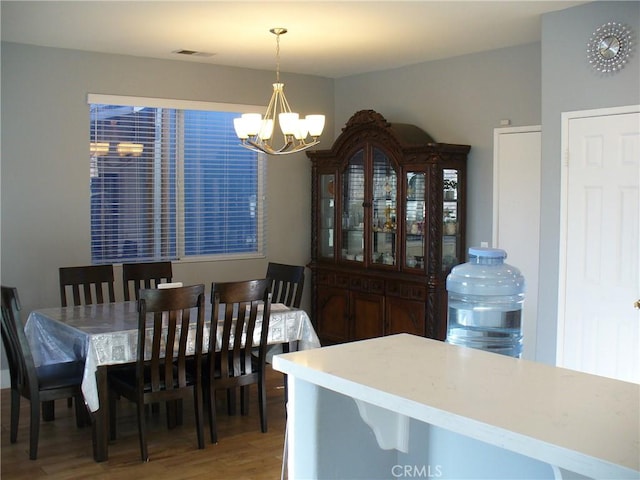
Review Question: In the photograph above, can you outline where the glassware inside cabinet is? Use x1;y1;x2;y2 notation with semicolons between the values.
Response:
405;172;426;269
341;150;365;262
371;148;397;266
319;174;335;259
442;168;459;271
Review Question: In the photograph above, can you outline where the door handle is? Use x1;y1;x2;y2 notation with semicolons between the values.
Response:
635;300;640;310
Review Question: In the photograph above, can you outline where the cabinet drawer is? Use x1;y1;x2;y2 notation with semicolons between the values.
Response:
317;271;349;288
386;281;427;301
349;276;385;294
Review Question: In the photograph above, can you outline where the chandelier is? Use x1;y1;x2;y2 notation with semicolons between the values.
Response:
233;28;325;156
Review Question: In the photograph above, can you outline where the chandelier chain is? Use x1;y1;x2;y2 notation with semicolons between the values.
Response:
275;31;281;83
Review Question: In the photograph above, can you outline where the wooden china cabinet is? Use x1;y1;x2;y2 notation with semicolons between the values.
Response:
307;110;470;344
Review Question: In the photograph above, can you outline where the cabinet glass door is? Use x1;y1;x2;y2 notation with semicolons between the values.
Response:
341;150;365;262
371;148;397;266
405;172;426;269
319;173;335;259
443;168;459;271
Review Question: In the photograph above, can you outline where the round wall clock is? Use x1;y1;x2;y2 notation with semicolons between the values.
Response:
586;22;634;74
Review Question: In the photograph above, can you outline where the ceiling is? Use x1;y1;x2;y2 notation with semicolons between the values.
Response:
1;1;588;79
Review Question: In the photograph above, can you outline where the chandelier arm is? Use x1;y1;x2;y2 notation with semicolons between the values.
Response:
282;95;293;115
243;138;320;156
275;140;294;153
277;87;293;114
275;140;319;154
274;86;293;144
264;89;278;123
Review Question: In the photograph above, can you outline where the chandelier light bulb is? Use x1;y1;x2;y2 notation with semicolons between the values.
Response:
306;115;325;138
259;119;274;140
278;112;300;136
241;113;262;136
294;118;309;140
233;118;250;139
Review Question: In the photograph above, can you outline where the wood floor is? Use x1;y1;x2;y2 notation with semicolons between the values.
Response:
1;366;287;479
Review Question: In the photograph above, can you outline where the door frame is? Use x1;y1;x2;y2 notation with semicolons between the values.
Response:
556;104;640;366
492;125;541;360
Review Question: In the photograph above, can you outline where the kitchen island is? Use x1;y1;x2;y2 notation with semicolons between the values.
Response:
272;333;639;479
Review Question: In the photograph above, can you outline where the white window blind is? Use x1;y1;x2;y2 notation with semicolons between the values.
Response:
88;94;266;264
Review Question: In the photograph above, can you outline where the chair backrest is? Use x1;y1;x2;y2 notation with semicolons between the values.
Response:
266;262;304;308
123;261;173;301
59;265;116;307
1;286;38;397
209;279;272;382
136;284;205;395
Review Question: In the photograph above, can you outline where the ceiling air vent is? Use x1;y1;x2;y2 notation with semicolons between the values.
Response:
172;49;215;58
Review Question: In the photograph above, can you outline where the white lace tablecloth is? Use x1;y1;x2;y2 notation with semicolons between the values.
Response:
25;301;320;412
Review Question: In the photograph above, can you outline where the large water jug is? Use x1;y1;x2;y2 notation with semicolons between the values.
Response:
446;247;525;357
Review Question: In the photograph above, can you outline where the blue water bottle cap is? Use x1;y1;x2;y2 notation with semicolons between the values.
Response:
468;247;507;259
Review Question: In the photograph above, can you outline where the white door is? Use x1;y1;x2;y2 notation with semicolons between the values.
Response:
557;106;640;384
493;126;541;361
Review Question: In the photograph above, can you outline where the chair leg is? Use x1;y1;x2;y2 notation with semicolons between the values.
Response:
258;376;268;433
164;399;184;428
194;387;204;450
108;390;117;441
73;395;89;428
42;400;55;421
206;384;217;444
240;386;250;416
136;402;148;462
281;342;293;404
176;399;183;426
283;373;289;406
10;388;20;443
29;400;40;460
166;400;177;429
227;388;237;415
144;403;161;416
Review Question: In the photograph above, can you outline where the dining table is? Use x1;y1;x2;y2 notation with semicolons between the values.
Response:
24;298;321;462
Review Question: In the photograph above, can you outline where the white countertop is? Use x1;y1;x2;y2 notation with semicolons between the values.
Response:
273;333;639;479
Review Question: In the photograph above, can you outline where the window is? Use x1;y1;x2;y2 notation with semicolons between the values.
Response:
88;94;266;264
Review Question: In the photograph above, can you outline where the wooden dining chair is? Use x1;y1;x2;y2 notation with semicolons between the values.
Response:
266;262;305;308
59;264;116;307
122;261;173;301
1;286;89;460
108;284;206;461
202;279;272;444
266;262;305;383
121;261;176;422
